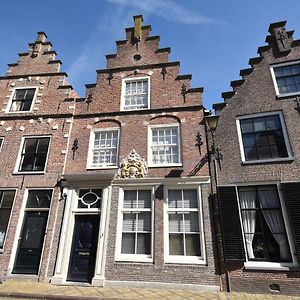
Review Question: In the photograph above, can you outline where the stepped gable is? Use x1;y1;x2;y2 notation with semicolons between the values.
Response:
82;15;203;114
217;21;297;110
6;32;63;76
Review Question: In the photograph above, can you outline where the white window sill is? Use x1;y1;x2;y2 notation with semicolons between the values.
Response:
121;107;150;112
115;255;153;263
87;166;118;170
13;171;45;175
148;163;183;168
5;110;33;114
277;91;300;98
242;157;294;165
165;256;206;265
244;261;297;271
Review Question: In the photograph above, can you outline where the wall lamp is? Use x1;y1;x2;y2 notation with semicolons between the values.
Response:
58;178;68;201
204;115;223;169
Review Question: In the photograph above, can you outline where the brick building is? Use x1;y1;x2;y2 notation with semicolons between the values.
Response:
0;16;219;289
0;32;75;280
211;21;300;295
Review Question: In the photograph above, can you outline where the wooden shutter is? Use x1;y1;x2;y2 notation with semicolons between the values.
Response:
218;186;245;261
281;182;300;260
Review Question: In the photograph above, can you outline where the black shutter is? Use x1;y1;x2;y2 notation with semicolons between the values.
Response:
218;186;245;261
281;182;300;260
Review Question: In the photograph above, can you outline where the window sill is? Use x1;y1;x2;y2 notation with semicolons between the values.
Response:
87;166;118;170
241;157;294;165
121;107;150;112
244;261;298;271
276;91;300;99
115;255;153;263
13;171;45;175
165;256;206;265
5;110;33;114
148;163;183;168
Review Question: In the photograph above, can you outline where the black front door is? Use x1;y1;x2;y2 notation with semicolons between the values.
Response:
12;211;49;274
67;215;100;283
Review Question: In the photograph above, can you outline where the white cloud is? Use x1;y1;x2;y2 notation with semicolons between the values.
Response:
105;0;217;25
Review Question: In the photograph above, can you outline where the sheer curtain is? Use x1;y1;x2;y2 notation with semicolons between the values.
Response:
258;189;291;260
239;190;256;259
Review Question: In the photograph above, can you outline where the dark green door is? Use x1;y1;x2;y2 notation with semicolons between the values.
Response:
12;211;48;274
67;215;100;283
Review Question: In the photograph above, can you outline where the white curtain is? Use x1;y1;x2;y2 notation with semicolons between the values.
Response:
239;190;256;259
258;189;290;260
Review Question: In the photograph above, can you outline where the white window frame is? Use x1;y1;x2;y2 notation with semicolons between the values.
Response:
164;185;206;264
235;182;298;271
236;111;293;164
0;138;4;153
87;128;120;169
6;86;38;113
120;76;150;111
270;60;300;97
14;135;51;174
115;187;154;263
148;123;182;167
0;189;17;253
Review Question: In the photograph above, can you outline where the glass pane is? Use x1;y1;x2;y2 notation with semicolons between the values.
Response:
137;233;151;254
26;190;52;208
20;155;34;171
183;190;197;208
184;212;199;232
137;190;151;208
36;138;50;153
257;146;271;159
168;190;182;208
169;233;184;255
185;234;201;256
240;119;253;133
123;190;137;208
25;88;35;100
122;213;136;232
0;210;11;248
1;191;15;208
265;116;280;130
24;139;37;154
169;213;183;232
137;212;151;231
253;118;266;132
121;233;135;254
34;154;47;170
242;134;256;148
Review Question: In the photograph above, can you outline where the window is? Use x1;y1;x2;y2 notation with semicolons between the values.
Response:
88;129;119;168
77;189;102;209
8;88;36;112
165;188;204;263
17;137;50;172
0;190;15;250
149;125;181;166
271;62;300;96
237;112;291;162
121;77;149;110
0;138;3;152
238;185;292;263
116;189;152;261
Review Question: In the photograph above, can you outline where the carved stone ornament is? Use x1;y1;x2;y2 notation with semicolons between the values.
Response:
115;149;148;179
274;27;291;53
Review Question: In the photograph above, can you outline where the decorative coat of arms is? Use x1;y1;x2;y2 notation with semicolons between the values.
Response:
115;149;148;179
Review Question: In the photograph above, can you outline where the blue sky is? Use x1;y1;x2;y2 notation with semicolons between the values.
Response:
0;0;300;109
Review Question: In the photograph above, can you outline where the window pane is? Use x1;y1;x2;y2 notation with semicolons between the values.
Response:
122;213;136;232
26;190;52;208
123;190;137;208
0;210;11;248
185;234;201;256
121;233;135;254
137;212;151;231
137;190;151;208
169;213;183;232
1;191;15;208
184;213;199;232
137;233;151;254
183;190;198;208
169;233;184;255
168;190;182;208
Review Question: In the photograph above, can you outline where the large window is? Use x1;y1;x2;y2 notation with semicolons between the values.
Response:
17;137;50;172
237;113;291;162
149;125;181;166
238;185;292;263
0;190;15;250
121;77;149;110
117;189;152;262
88;129;119;168
271;62;300;96
165;188;204;263
8;88;36;112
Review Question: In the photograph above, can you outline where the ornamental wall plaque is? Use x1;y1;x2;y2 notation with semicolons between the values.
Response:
115;149;148;179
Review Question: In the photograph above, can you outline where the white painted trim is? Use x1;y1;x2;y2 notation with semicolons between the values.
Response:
0;137;4;153
236;111;293;163
234;183;298;269
148;123;182;167
13;135;51;174
86;127;120;169
163;185;206;265
270;60;300;97
5;86;38;113
115;186;154;263
0;189;17;252
120;76;150;111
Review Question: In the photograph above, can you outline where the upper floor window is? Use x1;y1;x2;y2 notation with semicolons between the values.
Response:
237;112;292;163
87;129;119;169
8;88;36;112
17;137;50;173
116;189;153;262
271;62;300;97
164;187;205;264
0;190;15;250
149;124;181;166
238;185;292;263
121;77;150;110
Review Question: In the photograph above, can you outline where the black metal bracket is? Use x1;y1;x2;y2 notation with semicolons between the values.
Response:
71;138;79;160
161;66;167;80
107;72;114;85
181;84;187;102
195;132;203;155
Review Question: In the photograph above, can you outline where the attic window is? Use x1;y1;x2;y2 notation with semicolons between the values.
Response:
8;88;36;112
133;54;141;61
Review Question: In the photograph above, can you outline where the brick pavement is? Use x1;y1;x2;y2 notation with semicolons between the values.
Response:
0;280;299;300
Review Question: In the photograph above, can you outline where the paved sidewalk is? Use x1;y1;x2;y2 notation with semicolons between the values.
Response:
0;280;299;300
